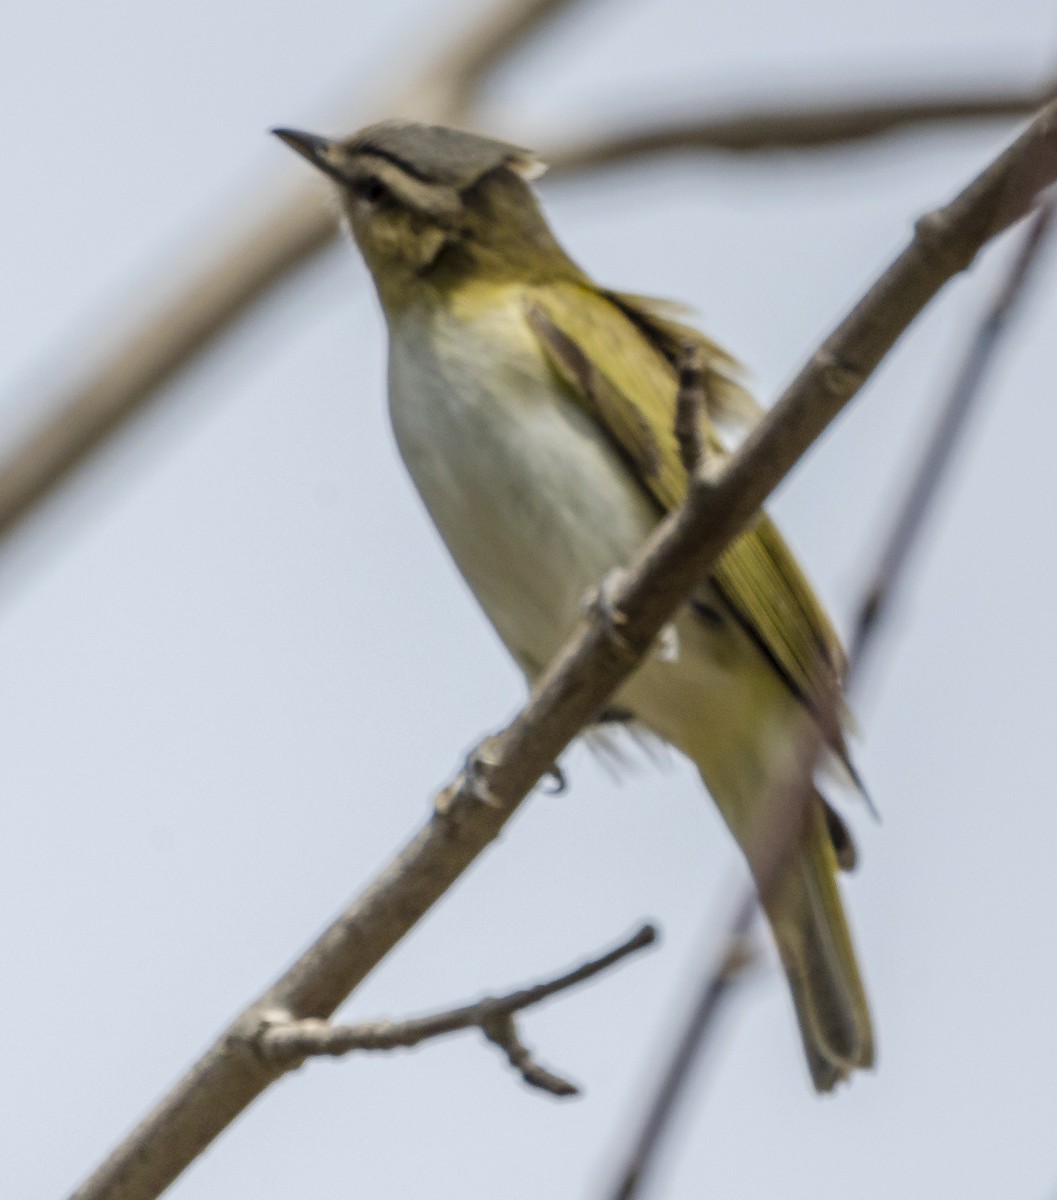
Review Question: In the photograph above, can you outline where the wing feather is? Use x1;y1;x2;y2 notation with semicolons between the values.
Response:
527;281;849;743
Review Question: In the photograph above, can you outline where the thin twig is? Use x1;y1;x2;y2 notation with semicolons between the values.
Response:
604;163;1057;1200
544;81;1057;175
606;901;760;1200
481;1013;578;1095
69;99;1057;1200
607;733;823;1200
848;195;1057;684
2;77;1052;548
256;923;656;1097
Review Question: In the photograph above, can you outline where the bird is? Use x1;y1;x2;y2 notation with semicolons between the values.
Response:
274;119;874;1090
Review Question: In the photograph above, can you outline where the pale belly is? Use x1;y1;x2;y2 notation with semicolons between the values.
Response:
386;295;802;812
388;298;659;676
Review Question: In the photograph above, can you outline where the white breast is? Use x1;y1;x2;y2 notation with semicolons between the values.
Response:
387;290;659;676
383;287;799;806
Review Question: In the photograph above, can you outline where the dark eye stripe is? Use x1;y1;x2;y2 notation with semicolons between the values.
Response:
359;146;434;183
352;176;391;204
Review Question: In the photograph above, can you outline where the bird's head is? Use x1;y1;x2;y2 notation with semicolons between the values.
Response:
273;120;576;314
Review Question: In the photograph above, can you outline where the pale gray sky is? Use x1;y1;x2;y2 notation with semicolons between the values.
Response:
3;1;1057;1197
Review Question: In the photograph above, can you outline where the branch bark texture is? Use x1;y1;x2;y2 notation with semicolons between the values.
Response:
68;97;1057;1200
258;923;656;1095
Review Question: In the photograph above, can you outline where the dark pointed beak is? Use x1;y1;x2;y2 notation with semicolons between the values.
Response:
271;128;347;183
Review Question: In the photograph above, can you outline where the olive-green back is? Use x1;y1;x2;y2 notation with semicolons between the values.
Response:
526;281;847;732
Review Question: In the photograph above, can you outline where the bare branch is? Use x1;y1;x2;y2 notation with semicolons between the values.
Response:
68;100;1057;1200
605;143;1057;1200
544;81;1057;175
425;0;596;119
482;1015;578;1096
255;923;656;1097
0;204;337;544
848;195;1057;684
3;75;1052;548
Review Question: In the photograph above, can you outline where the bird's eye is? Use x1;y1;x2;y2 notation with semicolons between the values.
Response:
354;177;390;205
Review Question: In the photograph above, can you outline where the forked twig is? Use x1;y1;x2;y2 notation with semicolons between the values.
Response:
256;924;657;1097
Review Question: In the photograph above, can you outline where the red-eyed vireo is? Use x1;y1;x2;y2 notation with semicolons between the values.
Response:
274;120;874;1091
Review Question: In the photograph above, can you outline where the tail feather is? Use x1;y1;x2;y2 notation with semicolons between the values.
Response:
763;797;875;1090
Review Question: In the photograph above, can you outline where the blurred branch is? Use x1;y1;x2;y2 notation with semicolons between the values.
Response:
427;0;602;114
848;194;1057;683
608;739;820;1200
69;98;1057;1200
255;923;657;1097
545;80;1057;174
606;164;1057;1200
3;68;1054;550
0;0;587;546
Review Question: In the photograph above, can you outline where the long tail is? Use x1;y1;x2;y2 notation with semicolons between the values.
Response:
760;795;874;1091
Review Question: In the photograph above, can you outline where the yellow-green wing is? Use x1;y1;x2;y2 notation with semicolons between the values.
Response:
526;280;847;732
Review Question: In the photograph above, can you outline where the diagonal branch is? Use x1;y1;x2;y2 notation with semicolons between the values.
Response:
607;189;1057;1200
2;73;1052;549
255;923;657;1097
426;0;603;117
68;98;1057;1200
848;195;1057;684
